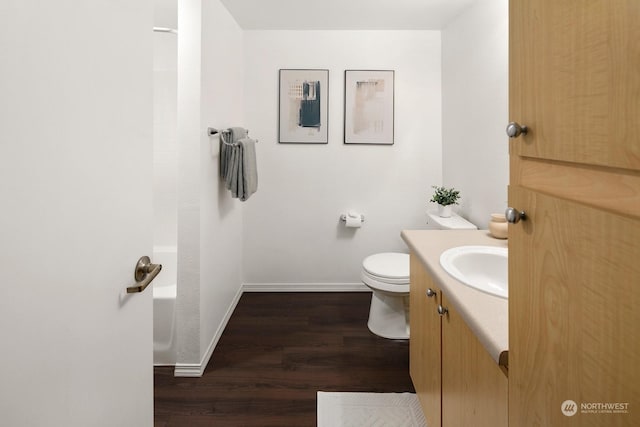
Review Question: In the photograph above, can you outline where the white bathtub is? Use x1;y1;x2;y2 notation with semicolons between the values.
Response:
153;246;177;365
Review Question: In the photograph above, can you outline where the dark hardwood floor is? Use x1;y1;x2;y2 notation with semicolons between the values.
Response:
154;292;414;426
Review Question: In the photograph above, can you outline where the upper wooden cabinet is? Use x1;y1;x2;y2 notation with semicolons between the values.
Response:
509;0;640;170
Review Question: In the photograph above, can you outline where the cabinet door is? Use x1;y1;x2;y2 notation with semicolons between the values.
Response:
509;186;640;426
510;0;640;169
441;294;508;427
409;253;441;426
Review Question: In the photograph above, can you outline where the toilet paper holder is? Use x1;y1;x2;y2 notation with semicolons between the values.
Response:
340;213;365;222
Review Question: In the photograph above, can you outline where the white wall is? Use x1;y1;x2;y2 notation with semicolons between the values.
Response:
441;0;509;229
242;31;442;286
171;0;507;373
176;0;244;374
199;0;244;361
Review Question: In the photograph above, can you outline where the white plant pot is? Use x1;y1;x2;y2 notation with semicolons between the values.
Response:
438;204;452;218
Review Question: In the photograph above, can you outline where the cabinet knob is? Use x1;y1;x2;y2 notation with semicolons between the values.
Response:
505;207;526;224
506;121;528;138
437;305;448;316
426;288;437;298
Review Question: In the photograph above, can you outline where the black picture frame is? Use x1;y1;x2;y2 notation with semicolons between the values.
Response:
278;69;329;144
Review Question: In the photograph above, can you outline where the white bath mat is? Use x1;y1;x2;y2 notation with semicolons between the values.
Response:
317;392;427;427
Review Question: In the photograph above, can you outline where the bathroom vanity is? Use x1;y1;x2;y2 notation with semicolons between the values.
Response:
402;230;508;427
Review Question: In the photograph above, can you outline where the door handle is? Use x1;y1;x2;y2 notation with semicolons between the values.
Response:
127;256;162;294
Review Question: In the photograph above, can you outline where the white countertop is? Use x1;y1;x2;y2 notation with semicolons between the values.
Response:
401;229;509;367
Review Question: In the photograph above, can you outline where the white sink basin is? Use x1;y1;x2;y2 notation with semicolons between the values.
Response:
439;246;508;299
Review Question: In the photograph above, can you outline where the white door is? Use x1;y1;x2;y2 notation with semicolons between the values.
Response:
0;1;154;426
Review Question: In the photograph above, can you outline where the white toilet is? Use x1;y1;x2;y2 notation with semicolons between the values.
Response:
361;211;477;339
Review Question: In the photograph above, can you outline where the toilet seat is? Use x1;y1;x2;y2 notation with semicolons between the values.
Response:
361;252;410;294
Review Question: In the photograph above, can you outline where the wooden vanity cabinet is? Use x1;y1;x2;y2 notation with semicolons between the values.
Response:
409;253;508;427
409;253;442;427
441;293;508;426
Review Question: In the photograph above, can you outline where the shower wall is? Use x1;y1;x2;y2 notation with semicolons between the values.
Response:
153;0;178;248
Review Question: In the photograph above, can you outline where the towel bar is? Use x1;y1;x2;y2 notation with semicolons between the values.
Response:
208;127;258;146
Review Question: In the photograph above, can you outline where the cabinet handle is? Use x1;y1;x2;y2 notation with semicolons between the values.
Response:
506;121;528;138
437;305;448;316
426;288;437;298
505;207;526;224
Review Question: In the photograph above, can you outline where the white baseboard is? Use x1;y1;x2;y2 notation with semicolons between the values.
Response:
242;282;370;292
173;285;244;378
172;363;203;377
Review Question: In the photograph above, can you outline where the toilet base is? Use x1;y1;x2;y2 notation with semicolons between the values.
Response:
366;291;409;340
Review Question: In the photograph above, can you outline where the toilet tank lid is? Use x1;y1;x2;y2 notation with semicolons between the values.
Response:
362;252;410;279
427;211;478;230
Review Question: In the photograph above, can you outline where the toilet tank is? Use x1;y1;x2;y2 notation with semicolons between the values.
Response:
426;211;477;230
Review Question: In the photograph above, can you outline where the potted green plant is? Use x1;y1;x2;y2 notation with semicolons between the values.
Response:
430;186;460;218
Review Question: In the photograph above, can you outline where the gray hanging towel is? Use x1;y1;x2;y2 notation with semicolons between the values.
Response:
225;137;258;201
238;137;258;201
226;143;240;193
219;127;248;180
223;138;257;200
